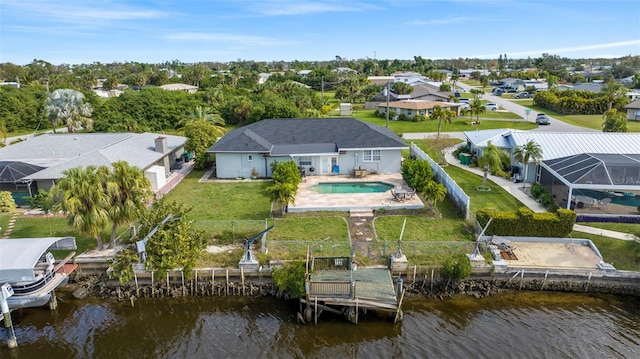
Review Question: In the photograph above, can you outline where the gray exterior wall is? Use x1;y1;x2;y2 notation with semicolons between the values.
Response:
214;149;404;178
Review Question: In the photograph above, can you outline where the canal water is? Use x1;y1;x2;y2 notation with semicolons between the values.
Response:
1;292;638;358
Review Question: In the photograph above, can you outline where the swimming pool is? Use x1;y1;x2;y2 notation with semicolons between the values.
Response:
309;182;394;194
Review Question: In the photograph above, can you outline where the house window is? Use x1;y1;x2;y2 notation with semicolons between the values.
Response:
298;157;312;166
247;155;253;162
363;150;381;162
406;110;412;116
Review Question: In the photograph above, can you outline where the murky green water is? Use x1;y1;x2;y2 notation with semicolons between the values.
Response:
2;292;639;358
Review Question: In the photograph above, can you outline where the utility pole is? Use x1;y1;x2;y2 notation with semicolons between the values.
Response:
385;81;390;128
321;75;324;105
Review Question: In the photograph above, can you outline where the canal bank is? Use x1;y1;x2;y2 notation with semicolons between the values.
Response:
67;261;640;304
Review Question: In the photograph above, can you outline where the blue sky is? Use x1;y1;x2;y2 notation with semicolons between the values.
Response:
1;0;639;65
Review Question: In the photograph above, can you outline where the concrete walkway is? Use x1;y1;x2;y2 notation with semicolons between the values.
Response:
444;150;547;212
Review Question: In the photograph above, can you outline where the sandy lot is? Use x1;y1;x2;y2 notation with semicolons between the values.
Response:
505;242;602;269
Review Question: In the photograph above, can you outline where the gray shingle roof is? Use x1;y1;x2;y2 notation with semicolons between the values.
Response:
208;118;407;154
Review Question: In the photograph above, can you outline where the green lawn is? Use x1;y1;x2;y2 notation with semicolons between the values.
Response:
580;222;640;237
442;166;524;214
353;110;535;134
0;212;11;235
270;216;349;241
515;100;640;132
163;170;273;220
8;215;124;254
571;231;640;271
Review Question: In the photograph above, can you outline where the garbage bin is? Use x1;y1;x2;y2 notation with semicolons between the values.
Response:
459;153;471;165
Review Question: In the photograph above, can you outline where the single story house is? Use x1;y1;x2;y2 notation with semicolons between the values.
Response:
0;133;187;201
159;83;198;93
464;129;640;210
572;83;602;92
365;83;451;110
207;118;408;179
377;100;462;120
623;99;640;121
367;76;394;85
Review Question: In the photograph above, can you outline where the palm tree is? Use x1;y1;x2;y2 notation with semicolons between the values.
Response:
602;109;628;132
601;81;626;110
423;181;447;209
103;161;152;248
470;98;485;124
54;166;110;250
478;141;510;189
183;106;226;138
430;105;455;138
45;89;93;133
266;182;297;213
513;139;543;188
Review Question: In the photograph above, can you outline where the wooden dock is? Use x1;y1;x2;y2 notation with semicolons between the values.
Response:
302;256;403;324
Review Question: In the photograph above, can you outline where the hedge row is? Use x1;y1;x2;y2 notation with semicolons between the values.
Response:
477;207;576;237
533;90;628;115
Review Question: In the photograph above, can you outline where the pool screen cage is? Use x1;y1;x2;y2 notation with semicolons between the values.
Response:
538;153;640;210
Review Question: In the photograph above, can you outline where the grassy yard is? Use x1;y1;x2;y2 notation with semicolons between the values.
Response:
580;222;640;237
0;212;11;234
163;170;272;220
514;100;640;132
571;231;640;271
8;215;127;254
353;110;534;134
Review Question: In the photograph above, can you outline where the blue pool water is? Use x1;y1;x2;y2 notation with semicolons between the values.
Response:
310;182;394;194
574;189;639;207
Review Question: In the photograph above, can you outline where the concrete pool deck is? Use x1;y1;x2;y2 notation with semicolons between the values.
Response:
288;174;425;213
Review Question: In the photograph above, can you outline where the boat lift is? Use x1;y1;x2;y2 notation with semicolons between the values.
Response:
136;215;177;263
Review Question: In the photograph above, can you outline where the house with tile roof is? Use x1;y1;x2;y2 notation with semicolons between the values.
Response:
207;118;408;179
0;133;187;201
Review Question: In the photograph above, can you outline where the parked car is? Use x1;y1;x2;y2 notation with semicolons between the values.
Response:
458;98;470;104
514;92;533;99
459;103;470;110
493;88;504;96
484;103;498;111
536;114;550;125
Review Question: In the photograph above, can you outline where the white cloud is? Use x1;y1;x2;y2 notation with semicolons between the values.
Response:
166;32;292;47
246;0;381;16
406;16;475;26
469;40;640;58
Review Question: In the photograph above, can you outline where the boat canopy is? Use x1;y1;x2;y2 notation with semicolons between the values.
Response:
0;237;76;283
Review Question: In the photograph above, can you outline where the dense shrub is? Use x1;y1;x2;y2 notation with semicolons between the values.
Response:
533;89;628;115
401;158;433;191
0;191;16;212
476;207;576;237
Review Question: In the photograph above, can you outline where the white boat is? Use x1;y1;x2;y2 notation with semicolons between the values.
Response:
0;237;77;310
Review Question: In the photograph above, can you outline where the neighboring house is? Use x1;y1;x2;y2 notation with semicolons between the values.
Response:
392;71;428;84
364;83;451;110
459;69;489;78
463;129;640;209
376;100;461;120
333;67;357;75
367;76;394;85
92;89;124;98
257;73;270;84
556;84;574;91
623;99;640;121
207;118;408;178
297;70;313;77
0;133;187;200
625;91;640;102
159;83;198;93
436;69;453;79
572;82;602;92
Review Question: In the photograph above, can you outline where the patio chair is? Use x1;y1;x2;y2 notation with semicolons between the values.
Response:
406;188;416;200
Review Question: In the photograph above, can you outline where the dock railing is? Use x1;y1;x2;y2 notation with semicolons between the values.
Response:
308;281;352;298
311;256;351;271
